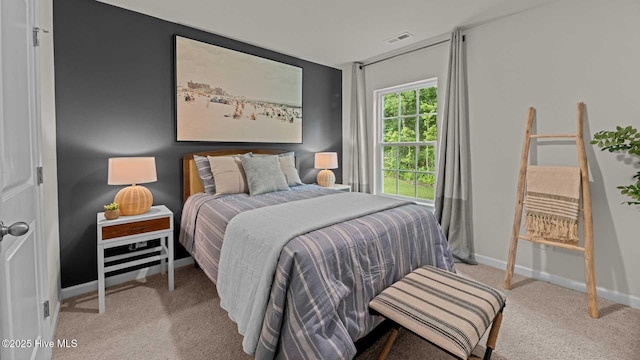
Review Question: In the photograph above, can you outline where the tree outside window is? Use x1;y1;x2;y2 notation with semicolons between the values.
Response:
378;79;438;202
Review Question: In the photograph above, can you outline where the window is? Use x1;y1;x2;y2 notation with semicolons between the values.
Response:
376;78;438;202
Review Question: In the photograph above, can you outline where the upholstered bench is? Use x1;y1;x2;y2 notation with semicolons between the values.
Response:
369;265;506;360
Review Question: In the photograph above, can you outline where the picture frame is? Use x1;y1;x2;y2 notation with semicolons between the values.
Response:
175;35;303;143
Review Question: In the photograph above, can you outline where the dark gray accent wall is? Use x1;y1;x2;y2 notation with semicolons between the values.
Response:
54;0;342;288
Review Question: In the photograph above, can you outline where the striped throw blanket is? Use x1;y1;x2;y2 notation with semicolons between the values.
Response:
525;166;581;243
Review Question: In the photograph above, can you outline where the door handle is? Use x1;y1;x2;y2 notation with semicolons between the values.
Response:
0;221;29;242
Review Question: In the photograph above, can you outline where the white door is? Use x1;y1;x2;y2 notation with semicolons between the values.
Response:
0;0;47;359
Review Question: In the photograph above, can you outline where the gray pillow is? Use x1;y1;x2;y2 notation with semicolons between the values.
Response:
208;155;249;195
240;155;289;196
193;155;215;194
278;152;303;186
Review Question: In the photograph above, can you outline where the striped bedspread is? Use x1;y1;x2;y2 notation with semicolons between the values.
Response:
179;185;455;359
180;185;338;283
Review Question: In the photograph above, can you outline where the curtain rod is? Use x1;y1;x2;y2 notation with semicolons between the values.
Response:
360;37;458;69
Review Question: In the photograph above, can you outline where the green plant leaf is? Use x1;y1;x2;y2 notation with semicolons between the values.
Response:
593;125;640;205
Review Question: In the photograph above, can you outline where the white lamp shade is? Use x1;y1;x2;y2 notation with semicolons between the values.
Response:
108;157;157;185
314;152;338;169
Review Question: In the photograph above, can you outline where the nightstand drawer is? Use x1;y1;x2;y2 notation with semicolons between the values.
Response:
102;217;170;240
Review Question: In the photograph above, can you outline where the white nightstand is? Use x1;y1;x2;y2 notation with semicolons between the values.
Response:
327;183;351;192
96;205;174;314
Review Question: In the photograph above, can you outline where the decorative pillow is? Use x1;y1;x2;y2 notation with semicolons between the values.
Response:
240;155;289;196
193;155;215;194
251;152;304;186
278;152;303;186
207;155;249;195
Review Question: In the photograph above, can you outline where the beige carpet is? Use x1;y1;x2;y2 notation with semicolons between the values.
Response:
53;263;640;360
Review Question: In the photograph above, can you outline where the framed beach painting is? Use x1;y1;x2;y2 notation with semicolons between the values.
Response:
175;35;303;143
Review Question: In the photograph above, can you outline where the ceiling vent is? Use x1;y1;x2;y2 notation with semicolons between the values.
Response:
385;32;413;45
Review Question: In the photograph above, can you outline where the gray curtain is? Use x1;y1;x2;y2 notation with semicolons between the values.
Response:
348;63;371;193
435;30;476;264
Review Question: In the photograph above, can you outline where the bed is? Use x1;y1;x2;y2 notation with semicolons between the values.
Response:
179;149;455;360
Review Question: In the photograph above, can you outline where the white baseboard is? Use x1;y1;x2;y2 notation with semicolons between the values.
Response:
61;257;194;300
474;254;640;309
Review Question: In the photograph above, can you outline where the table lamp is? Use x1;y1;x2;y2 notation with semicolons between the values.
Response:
314;152;338;187
108;157;157;215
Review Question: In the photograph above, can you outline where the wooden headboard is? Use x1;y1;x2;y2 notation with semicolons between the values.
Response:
183;149;288;202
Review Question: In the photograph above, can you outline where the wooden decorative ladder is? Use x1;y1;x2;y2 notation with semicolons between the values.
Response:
503;102;599;318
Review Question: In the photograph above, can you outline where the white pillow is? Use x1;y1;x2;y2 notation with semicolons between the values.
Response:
278;152;303;186
207;155;249;195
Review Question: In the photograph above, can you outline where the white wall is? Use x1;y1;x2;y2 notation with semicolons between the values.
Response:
39;0;61;327
467;0;640;302
343;0;640;305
